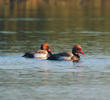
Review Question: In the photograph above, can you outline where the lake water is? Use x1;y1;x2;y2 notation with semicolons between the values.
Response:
0;0;110;100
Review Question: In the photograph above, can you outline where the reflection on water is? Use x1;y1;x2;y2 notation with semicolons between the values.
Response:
1;55;110;100
0;0;110;100
0;0;110;54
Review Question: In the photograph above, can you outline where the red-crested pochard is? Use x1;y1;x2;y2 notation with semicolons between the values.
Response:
48;45;85;62
23;43;52;59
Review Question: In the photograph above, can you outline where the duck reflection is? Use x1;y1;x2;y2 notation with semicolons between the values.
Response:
36;60;86;86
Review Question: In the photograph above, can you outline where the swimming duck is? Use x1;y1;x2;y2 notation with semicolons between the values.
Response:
48;45;85;62
23;43;52;59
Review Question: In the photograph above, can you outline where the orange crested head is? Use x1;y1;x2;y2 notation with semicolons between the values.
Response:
41;43;52;53
73;45;85;55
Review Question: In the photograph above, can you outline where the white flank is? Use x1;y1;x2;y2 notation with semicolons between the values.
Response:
34;53;47;59
58;56;72;61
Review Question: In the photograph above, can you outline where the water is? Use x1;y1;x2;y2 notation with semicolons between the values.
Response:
0;0;110;100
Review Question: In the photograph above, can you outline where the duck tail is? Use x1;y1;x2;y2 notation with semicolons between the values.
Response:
22;52;34;58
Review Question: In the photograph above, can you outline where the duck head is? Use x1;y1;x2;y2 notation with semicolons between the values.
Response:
72;45;85;59
40;43;52;55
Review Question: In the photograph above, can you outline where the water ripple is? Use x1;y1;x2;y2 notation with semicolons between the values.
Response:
0;31;17;34
0;18;71;21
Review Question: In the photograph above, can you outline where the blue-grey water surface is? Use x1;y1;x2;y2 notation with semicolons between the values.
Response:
0;0;110;100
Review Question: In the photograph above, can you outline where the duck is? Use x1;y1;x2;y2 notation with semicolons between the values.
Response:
48;45;85;62
23;43;52;59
